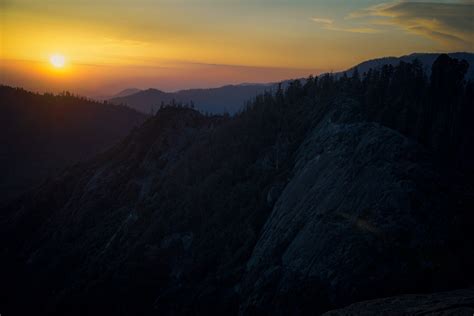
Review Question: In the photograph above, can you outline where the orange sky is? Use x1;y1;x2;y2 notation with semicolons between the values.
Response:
1;0;473;96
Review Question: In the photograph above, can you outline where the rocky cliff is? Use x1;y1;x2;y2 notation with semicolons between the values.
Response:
239;101;474;314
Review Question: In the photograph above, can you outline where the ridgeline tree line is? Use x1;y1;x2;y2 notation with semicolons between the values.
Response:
235;53;473;175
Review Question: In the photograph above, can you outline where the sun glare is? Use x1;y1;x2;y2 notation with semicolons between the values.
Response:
50;54;66;68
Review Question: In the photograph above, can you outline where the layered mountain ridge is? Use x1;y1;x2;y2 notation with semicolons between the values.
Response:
109;84;272;115
109;53;474;115
1;54;474;315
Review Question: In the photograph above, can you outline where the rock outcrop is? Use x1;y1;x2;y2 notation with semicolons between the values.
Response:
323;288;474;316
238;103;474;314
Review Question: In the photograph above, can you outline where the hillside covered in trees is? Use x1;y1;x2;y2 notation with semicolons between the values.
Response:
1;54;473;315
0;86;146;203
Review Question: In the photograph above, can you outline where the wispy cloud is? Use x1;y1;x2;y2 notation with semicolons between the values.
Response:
311;17;334;25
349;1;474;48
311;16;379;34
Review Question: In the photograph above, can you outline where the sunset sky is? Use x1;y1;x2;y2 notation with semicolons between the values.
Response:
1;0;473;96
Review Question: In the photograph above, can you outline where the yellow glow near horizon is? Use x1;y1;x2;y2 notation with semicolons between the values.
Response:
2;1;472;95
50;54;66;68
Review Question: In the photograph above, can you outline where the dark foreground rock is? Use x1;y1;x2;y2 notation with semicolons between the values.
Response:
323;288;474;316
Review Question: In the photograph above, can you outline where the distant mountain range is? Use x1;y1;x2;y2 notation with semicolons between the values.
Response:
109;83;272;115
90;88;142;101
112;88;142;98
109;52;473;115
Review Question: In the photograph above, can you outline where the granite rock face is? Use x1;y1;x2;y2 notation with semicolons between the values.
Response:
322;288;474;316
239;104;474;314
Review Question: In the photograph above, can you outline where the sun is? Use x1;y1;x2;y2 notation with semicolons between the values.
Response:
50;54;66;68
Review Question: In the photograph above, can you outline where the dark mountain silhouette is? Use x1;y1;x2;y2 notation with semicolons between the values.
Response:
0;86;146;203
109;83;273;115
345;52;474;79
1;54;473;315
109;53;473;116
